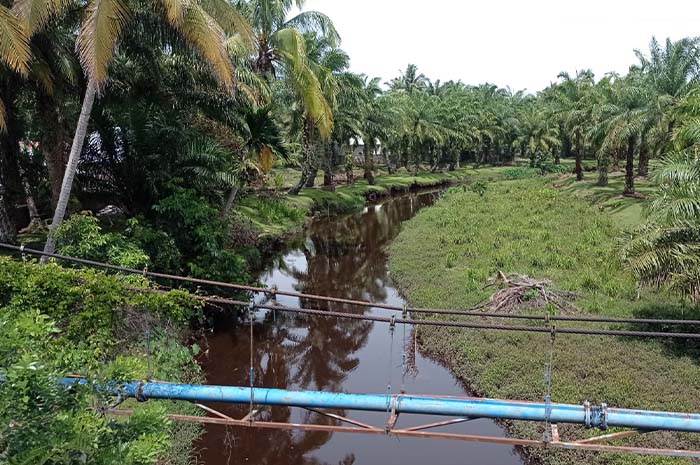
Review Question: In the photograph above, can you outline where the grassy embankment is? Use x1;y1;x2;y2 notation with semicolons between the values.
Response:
235;166;509;241
388;173;700;465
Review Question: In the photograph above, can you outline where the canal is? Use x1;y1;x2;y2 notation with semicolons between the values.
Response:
197;189;522;465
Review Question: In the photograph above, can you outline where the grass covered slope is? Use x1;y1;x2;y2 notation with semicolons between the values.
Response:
235;166;510;240
389;177;700;465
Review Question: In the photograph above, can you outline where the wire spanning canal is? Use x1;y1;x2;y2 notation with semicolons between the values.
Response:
196;189;522;465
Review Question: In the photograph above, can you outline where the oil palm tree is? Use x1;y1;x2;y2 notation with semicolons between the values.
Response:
633;37;700;176
388;63;428;94
39;0;252;259
553;70;596;180
359;76;390;184
220;105;288;217
622;150;700;301
599;75;654;194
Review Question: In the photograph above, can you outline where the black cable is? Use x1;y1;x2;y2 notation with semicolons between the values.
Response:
6;243;700;339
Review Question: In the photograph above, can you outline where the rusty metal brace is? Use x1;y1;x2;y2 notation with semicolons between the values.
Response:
386;395;400;433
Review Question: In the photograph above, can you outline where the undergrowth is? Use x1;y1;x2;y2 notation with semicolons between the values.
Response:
0;258;204;465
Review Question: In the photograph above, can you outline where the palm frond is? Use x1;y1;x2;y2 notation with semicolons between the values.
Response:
76;0;131;87
0;4;31;75
175;2;235;90
12;0;73;35
284;10;339;46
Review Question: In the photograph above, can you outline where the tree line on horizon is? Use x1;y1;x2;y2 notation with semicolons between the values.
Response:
0;0;698;297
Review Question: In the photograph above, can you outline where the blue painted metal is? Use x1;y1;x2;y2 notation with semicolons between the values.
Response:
59;378;700;433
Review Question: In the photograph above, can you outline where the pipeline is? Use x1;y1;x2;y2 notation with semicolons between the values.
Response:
60;378;700;433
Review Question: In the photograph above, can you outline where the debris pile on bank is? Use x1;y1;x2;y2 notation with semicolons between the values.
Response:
472;271;578;313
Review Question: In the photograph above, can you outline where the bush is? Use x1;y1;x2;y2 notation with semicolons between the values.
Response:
502;167;540;180
0;258;204;465
55;215;149;269
152;188;249;283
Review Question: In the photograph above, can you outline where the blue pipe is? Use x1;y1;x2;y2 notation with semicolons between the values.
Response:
60;378;700;433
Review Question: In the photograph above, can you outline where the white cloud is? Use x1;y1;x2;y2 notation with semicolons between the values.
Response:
296;0;700;93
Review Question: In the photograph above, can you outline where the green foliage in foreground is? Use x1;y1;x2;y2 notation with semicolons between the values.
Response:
389;178;700;465
0;258;204;465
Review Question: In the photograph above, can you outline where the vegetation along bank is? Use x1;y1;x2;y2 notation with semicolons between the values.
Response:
388;173;700;465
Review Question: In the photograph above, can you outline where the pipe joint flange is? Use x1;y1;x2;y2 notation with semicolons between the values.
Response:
134;381;148;402
589;402;609;430
583;400;591;428
600;402;608;430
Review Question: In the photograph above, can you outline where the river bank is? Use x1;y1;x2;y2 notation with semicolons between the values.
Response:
232;166;510;248
387;175;700;465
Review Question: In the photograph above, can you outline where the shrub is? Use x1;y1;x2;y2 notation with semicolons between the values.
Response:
502;167;540;180
0;258;204;465
152;188;249;283
55;215;149;269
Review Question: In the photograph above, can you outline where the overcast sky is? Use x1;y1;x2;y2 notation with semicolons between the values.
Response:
295;0;700;94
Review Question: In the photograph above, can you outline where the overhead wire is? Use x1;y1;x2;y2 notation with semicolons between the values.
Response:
4;243;700;339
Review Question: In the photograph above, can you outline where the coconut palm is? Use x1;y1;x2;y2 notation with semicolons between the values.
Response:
0;2;30;131
39;0;252;259
240;0;337;194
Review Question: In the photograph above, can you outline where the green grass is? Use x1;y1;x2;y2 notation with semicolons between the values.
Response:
556;171;654;229
388;177;700;465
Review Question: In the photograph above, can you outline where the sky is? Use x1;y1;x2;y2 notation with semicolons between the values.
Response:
295;0;700;94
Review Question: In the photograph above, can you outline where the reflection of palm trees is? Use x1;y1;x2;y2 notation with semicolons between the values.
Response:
199;191;440;465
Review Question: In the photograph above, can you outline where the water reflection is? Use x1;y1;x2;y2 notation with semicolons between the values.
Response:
197;190;521;465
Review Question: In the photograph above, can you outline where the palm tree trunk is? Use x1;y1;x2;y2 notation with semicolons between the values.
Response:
220;185;240;219
0;192;15;244
345;154;354;185
596;154;609;186
19;165;44;232
623;137;635;195
638;143;649;177
574;133;583;181
305;168;317;188
37;92;70;209
289;120;313;196
363;143;375;184
42;81;97;262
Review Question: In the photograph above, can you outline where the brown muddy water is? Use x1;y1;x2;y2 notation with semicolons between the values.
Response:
197;190;522;465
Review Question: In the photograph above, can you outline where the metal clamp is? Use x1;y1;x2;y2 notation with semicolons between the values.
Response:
600;403;608;430
402;304;408;319
134;381;148;402
390;314;396;330
583;400;591;428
